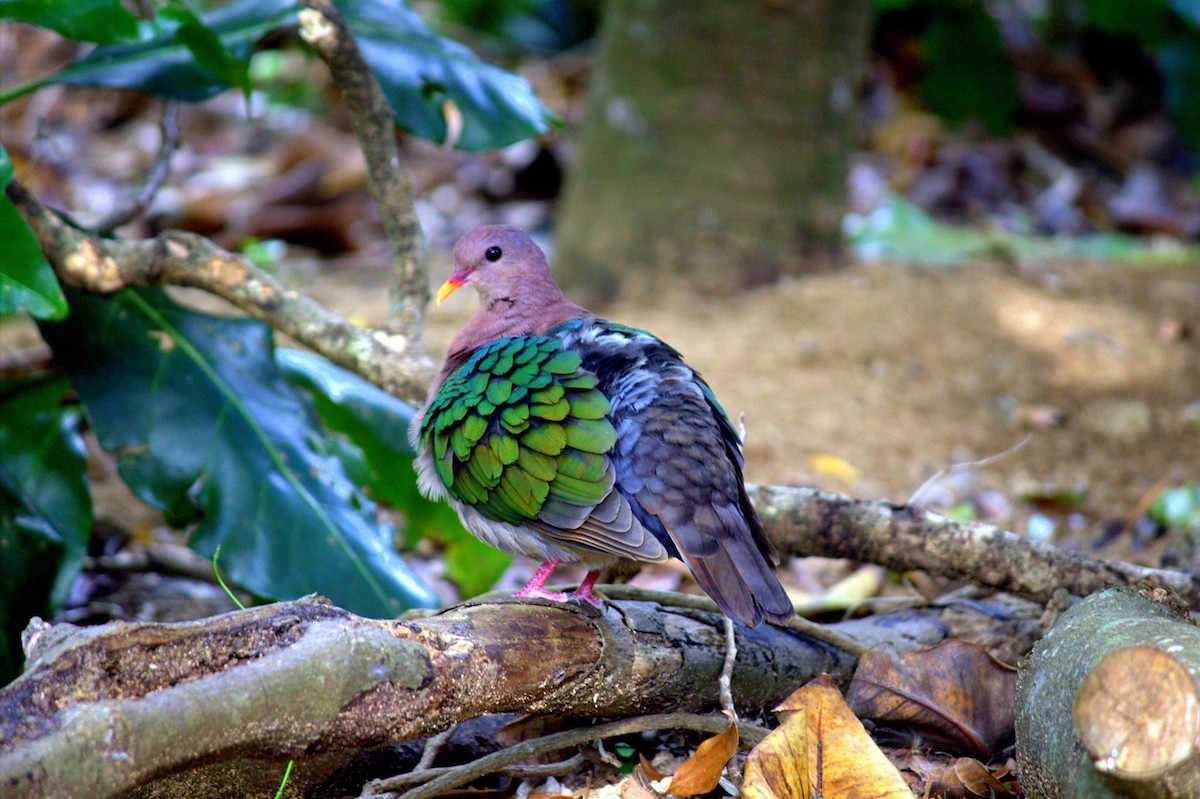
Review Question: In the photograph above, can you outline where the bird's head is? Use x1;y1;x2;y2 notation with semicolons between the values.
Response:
439;225;556;309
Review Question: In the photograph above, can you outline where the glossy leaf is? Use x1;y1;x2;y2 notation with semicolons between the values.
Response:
0;376;91;685
0;145;67;319
5;0;555;151
52;0;298;103
277;348;510;596
339;0;557;150
0;0;144;44
162;1;253;99
38;288;438;618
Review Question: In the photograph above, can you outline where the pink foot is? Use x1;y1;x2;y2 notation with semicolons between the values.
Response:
572;570;604;608
512;562;605;608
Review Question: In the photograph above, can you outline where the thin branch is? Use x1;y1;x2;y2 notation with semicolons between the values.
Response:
296;0;429;340
365;713;770;799
596;584;872;657
750;485;1200;607
96;102;180;234
5;179;435;404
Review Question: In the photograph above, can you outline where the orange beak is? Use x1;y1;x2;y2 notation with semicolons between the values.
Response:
435;272;469;304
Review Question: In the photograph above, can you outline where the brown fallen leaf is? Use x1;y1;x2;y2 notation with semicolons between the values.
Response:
846;640;1017;757
922;756;1021;798
743;674;911;799
660;711;738;796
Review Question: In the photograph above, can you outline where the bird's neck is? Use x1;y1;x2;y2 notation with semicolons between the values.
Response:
436;297;593;384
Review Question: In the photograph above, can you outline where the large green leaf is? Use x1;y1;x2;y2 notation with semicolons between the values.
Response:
0;146;67;319
277;348;510;597
339;0;557;150
0;376;91;685
38;288;438;618
0;0;144;44
919;2;1019;133
30;0;299;104
1;0;554;150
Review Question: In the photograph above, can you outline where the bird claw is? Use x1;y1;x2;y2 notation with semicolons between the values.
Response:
512;584;605;609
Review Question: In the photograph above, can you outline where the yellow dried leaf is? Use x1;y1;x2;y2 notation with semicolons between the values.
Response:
744;675;910;799
663;713;738;796
809;453;861;483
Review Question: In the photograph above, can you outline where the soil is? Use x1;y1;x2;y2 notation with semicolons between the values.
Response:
4;248;1198;565
311;250;1200;562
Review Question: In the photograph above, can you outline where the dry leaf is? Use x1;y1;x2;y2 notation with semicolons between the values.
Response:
620;768;660;799
810;452;862;483
638;755;667;782
846;640;1016;757
662;712;738;796
743;674;911;799
923;756;1021;799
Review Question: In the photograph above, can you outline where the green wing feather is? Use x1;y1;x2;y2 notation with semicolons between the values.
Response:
420;336;615;527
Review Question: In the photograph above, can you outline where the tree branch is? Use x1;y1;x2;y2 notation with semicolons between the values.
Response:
297;0;429;340
0;596;854;799
751;485;1200;607
5;179;435;404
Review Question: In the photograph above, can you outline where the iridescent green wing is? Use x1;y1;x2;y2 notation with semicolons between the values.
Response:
419;336;616;529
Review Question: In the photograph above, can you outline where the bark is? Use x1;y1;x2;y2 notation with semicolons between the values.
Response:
0;595;854;799
1015;588;1200;799
4;180;435;406
555;0;871;302
297;0;428;338
751;485;1200;606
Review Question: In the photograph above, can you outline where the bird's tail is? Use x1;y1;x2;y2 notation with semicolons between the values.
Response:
687;535;794;627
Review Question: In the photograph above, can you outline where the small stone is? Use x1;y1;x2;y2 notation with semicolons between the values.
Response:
1077;399;1153;442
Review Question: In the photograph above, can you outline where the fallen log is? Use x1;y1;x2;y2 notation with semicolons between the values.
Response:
1015;587;1200;799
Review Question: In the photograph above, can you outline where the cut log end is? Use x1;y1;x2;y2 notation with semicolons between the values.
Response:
1074;644;1200;776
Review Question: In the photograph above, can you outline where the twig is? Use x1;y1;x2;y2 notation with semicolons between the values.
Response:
415;727;454;771
96;102;180;234
377;751;589;793
364;713;771;799
0;344;55;381
296;0;429;340
719;617;738;721
596;584;871;657
750;484;1200;608
5;179;435;404
907;434;1031;508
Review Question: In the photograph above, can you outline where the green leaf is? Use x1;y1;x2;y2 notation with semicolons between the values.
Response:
919;2;1019;133
1170;0;1200;26
1159;31;1200;148
0;376;92;685
0;146;68;319
277;349;509;597
162;1;253;99
38;288;438;618
337;0;558;150
1150;485;1200;531
8;0;301;104
0;0;144;44
1084;0;1172;43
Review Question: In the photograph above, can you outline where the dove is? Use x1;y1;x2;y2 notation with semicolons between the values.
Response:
412;226;792;626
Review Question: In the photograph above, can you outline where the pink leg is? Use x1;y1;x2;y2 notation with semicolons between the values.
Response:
572;570;604;608
513;559;571;602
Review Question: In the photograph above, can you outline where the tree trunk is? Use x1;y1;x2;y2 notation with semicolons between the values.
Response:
555;0;871;302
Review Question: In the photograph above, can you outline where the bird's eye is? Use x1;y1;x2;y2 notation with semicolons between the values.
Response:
484;246;503;262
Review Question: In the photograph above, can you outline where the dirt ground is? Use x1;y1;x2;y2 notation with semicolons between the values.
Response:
311;250;1200;562
4;248;1199;565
